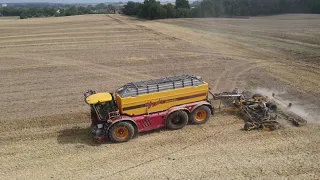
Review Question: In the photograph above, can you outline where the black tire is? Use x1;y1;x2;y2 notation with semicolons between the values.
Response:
244;122;257;131
190;106;211;125
266;103;277;112
263;121;280;131
252;93;263;99
166;110;188;130
108;122;134;143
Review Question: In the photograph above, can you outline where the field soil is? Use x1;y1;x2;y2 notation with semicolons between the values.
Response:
0;14;320;179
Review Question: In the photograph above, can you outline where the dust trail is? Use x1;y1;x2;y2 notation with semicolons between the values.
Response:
254;87;286;99
287;105;319;125
254;87;320;124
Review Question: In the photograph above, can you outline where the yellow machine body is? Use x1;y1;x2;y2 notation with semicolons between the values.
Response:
116;83;209;116
86;93;112;105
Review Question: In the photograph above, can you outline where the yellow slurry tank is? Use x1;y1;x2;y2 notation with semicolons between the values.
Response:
115;75;209;116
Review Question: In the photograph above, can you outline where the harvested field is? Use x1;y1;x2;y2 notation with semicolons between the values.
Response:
0;14;320;179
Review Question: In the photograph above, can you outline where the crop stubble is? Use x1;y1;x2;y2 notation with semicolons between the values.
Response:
0;14;319;179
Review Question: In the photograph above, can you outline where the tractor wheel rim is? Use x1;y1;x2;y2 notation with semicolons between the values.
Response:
114;127;129;139
194;110;206;121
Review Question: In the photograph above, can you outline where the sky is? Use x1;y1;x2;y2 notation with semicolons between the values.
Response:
0;0;112;3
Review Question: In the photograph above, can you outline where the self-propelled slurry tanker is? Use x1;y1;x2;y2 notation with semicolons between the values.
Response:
84;75;214;143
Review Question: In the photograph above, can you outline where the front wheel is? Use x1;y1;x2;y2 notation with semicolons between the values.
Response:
108;122;134;143
190;106;211;125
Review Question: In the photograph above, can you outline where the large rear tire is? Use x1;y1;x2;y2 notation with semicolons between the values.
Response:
190;106;211;125
166;110;188;130
266;103;277;112
108;122;134;143
252;93;263;99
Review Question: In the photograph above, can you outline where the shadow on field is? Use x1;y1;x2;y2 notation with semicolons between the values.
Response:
57;125;170;146
57;126;113;146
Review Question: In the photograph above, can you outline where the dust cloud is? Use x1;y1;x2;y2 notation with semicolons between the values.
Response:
254;87;320;124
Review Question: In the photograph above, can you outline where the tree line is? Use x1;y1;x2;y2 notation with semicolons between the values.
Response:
122;0;320;19
0;3;120;19
122;0;194;19
1;0;319;20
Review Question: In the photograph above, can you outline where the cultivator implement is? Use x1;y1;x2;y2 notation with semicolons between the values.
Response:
211;88;307;131
270;93;307;127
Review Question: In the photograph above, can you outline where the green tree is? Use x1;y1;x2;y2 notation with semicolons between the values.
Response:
123;0;320;19
65;6;78;16
139;0;157;18
313;0;320;13
43;7;57;16
78;6;89;14
191;6;201;17
1;7;23;16
149;2;167;19
199;0;214;17
176;8;192;17
122;1;142;15
20;12;27;19
58;8;65;16
175;0;190;9
95;3;106;10
87;5;95;11
107;4;117;14
163;3;176;18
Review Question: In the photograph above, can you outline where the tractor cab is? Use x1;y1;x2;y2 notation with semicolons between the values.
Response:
84;91;119;122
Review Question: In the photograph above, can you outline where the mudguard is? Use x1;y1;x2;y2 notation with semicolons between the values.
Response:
165;100;213;119
190;101;213;115
106;116;138;133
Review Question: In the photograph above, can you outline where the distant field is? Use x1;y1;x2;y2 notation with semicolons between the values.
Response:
0;14;319;179
0;16;19;19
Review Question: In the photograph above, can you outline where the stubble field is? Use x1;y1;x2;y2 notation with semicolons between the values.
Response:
0;14;320;179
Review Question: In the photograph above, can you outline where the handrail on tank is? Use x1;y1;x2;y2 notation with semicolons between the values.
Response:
167;77;175;89
150;78;160;92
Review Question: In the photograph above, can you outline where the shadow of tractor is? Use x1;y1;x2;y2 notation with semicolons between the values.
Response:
57;125;170;146
57;126;113;146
